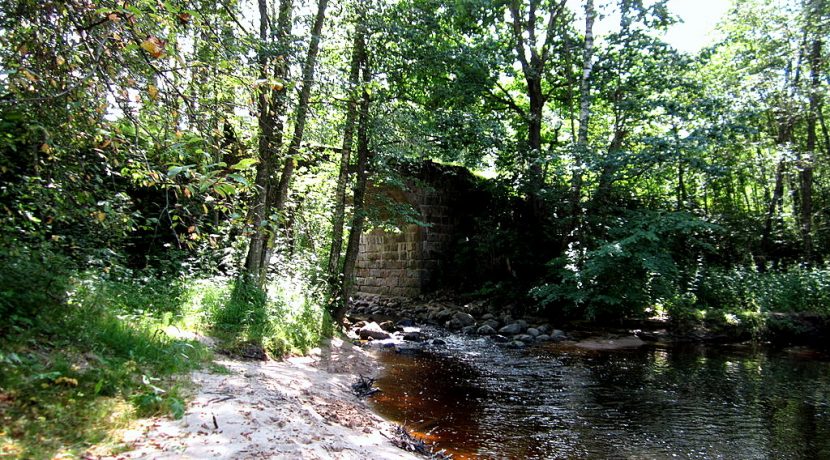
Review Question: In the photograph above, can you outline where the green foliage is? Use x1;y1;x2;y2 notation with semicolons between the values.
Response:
201;277;332;358
0;270;212;458
696;267;830;315
533;210;717;321
0;246;71;333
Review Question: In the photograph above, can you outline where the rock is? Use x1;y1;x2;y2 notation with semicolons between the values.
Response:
516;319;529;329
379;321;397;332
395;344;423;355
536;334;551;342
499;323;524;335
358;322;391;340
352;320;367;330
445;318;463;331
536;324;551;334
526;327;541;337
507;340;526;349
477;325;497;336
431;339;446;346
550;330;567;342
481;319;500;330
403;331;426;342
396;318;416;328
453;312;476;327
461;325;477;335
515;334;535;343
481;313;496;321
492;334;509;343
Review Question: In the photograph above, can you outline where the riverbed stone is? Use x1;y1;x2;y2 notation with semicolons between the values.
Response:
516;319;529;329
526;327;541;337
492;334;509;343
481;313;496;321
551;330;567;342
499;323;524;335
477;325;497;336
536;334;551;342
507;340;527;349
461;325;477;335
396;318;416;328
431;338;446;346
481;319;500;330
454;312;476;327
359;322;391;340
403;331;426;342
379;321;397;332
515;334;535;343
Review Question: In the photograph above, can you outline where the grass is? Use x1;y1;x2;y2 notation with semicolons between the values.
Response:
198;275;334;357
0;272;212;459
0;252;335;458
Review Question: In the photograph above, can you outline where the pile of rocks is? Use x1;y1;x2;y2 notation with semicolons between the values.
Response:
347;295;568;349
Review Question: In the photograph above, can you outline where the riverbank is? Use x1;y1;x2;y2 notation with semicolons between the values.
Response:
110;338;418;460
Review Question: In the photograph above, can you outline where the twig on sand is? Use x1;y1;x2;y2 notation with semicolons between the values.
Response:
385;425;453;459
351;375;380;398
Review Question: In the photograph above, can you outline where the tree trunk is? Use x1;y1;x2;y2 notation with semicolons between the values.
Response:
335;59;372;324
260;0;329;272
327;16;366;287
243;0;293;286
567;0;595;240
801;35;821;262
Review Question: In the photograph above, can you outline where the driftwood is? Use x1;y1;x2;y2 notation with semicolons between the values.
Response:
386;425;452;459
351;375;380;398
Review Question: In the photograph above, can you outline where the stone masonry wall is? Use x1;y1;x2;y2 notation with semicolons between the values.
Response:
354;162;469;297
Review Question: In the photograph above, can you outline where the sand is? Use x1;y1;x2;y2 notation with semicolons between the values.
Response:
112;338;417;460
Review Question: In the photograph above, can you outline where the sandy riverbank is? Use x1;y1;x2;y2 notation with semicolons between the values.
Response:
111;338;417;460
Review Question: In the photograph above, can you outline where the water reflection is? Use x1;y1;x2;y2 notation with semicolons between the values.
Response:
371;336;830;459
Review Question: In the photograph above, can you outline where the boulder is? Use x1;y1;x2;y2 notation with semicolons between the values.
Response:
481;313;496;321
536;334;551;342
481;319;500;330
403;331;426;342
536;324;551;334
379;321;397;332
431;338;447;346
492;334;509;343
550;329;567;342
507;340;527;349
453;312;476;327
515;334;535;343
461;325;477;335
396;318;416;328
499;323;524;335
358;322;391;340
526;327;541;337
477;325;497;336
445;318;463;331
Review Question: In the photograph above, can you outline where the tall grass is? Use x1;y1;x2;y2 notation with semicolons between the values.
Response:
197;275;333;357
0;268;211;459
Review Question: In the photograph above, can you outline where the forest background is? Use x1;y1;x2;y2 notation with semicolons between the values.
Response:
1;0;828;456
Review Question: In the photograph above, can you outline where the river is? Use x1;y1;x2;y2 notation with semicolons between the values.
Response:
370;332;830;459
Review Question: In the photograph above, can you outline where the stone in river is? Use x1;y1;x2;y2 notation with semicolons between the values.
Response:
499;323;524;335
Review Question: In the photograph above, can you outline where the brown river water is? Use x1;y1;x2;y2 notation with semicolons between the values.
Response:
370;331;830;459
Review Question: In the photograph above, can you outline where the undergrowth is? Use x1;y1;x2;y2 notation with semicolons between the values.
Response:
0;267;212;459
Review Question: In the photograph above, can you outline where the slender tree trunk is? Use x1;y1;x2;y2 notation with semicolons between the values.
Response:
327;17;366;287
567;0;595;239
335;59;372;323
243;0;292;286
801;35;821;262
259;0;329;273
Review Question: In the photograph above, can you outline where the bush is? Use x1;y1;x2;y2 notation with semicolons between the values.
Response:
532;210;717;321
0;247;72;333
